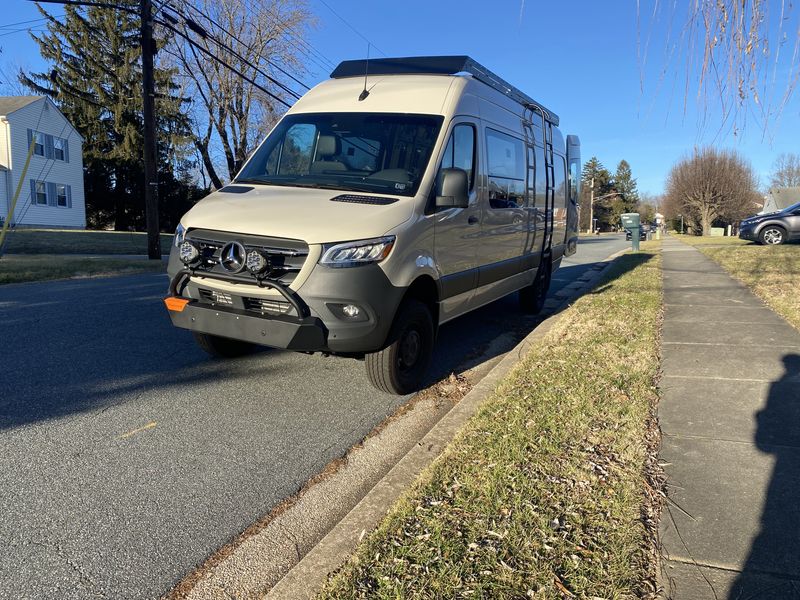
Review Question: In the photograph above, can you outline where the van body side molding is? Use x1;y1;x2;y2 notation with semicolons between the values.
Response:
440;253;545;300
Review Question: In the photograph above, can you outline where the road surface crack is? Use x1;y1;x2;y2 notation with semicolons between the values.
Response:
28;537;107;598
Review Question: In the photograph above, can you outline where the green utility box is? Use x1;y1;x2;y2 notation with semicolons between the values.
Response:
621;212;641;251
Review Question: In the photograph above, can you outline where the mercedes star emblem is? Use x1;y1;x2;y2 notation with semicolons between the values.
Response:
220;241;247;273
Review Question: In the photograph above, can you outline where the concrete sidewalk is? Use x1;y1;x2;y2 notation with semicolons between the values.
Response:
659;237;800;598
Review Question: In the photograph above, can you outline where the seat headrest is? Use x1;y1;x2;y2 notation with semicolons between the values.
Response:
317;135;339;158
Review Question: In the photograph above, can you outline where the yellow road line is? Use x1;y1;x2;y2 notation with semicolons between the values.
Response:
118;421;157;439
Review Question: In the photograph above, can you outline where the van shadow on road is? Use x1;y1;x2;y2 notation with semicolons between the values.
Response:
0;253;640;432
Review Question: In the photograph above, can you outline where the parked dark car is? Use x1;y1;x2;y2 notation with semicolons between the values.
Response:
625;224;649;241
739;201;800;245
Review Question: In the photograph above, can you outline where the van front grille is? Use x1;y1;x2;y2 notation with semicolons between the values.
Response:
242;297;292;316
198;288;293;316
199;289;233;305
185;229;309;286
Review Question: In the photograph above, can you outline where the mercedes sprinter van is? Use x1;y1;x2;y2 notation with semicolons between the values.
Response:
164;56;580;394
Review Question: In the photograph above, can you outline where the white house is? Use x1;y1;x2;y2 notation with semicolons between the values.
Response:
0;96;86;229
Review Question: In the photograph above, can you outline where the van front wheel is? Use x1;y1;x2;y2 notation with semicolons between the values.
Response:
519;258;552;314
365;300;434;395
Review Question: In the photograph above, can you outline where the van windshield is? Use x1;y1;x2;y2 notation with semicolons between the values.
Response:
235;113;444;197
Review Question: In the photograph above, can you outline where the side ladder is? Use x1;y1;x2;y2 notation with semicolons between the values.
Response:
525;105;556;260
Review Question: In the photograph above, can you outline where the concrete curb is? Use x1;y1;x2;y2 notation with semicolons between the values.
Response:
265;249;631;599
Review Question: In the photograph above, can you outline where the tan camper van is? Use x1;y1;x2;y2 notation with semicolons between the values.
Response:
164;56;580;394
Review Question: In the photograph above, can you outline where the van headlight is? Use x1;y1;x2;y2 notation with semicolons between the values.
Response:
174;223;186;247
319;236;395;268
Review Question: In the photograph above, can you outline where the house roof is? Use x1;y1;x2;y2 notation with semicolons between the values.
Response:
0;96;43;116
767;186;800;210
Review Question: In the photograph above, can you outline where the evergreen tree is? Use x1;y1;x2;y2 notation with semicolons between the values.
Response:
614;159;639;212
579;157;613;231
21;5;196;230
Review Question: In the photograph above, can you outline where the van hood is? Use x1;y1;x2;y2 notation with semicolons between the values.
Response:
181;184;414;244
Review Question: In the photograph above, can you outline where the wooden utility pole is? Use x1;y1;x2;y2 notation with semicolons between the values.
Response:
140;0;161;259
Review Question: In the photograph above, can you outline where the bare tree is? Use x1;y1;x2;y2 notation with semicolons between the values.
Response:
664;147;761;235
162;0;313;189
770;153;800;189
637;192;660;224
641;1;800;134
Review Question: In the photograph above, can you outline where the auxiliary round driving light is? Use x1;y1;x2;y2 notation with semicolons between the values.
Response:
179;241;199;264
246;250;270;274
342;304;361;318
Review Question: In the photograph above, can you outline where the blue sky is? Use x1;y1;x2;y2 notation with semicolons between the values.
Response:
2;0;798;196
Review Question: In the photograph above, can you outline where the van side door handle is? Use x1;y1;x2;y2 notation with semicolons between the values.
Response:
468;215;479;225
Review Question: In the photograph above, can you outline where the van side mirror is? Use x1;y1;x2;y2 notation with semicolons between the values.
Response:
435;168;469;209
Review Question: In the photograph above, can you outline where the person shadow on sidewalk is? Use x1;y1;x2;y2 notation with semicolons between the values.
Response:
729;354;800;599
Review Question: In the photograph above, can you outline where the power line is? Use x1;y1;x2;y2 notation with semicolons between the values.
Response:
161;5;302;100
173;0;337;77
33;0;138;13
0;15;64;29
255;2;338;71
156;18;292;108
168;0;311;92
0;26;50;38
316;0;386;57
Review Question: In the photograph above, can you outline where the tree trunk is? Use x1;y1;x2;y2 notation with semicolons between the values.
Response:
196;139;223;190
699;204;716;236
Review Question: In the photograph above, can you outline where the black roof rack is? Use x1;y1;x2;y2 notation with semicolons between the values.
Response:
330;55;559;126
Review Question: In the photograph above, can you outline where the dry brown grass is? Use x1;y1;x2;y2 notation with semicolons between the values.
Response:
318;248;664;599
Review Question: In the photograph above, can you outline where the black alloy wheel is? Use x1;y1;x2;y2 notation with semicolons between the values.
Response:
365;299;434;395
519;257;552;315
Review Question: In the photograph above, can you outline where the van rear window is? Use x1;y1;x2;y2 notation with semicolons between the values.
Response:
236;113;444;197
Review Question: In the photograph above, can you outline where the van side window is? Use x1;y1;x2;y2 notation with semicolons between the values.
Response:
440;124;475;189
486;129;525;209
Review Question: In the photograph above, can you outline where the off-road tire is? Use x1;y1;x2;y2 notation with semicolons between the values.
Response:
519;257;552;314
365;300;434;395
193;332;255;358
759;225;787;245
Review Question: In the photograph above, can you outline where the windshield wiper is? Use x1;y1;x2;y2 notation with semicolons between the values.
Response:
233;177;276;185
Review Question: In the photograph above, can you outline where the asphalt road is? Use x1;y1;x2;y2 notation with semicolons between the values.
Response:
0;233;628;599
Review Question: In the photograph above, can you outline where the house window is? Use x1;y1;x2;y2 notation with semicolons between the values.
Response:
33;132;45;157
54;137;66;161
35;181;47;204
56;184;68;207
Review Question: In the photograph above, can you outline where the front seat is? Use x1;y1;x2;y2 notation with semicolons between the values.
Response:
310;135;347;173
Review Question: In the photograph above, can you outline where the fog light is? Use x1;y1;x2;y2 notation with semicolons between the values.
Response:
246;250;269;274
327;302;369;322
342;304;360;318
179;241;199;264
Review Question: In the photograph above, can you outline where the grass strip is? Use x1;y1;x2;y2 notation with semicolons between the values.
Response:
2;229;173;255
670;233;747;247
319;248;663;599
0;255;165;285
679;236;800;331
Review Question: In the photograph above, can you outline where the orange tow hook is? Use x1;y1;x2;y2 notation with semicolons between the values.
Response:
164;297;190;312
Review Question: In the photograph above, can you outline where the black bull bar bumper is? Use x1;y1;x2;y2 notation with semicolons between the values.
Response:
165;269;328;351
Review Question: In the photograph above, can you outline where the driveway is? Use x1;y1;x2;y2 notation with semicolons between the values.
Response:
0;234;628;599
